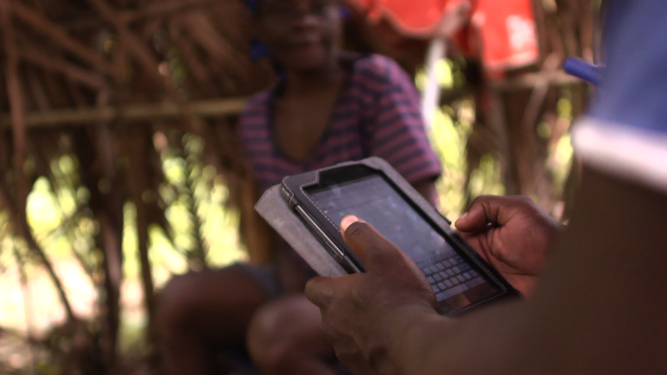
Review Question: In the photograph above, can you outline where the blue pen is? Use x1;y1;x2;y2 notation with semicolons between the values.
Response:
563;57;604;86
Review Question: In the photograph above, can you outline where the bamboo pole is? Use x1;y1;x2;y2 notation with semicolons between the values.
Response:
1;97;248;128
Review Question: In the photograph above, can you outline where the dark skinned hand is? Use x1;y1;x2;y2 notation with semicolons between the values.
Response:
306;196;562;374
456;195;563;297
306;216;439;375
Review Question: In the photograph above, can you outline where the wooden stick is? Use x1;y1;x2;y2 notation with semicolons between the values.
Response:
0;0;29;234
26;67;51;111
126;0;217;23
65;0;217;30
11;242;38;374
10;1;113;74
88;0;175;91
0;175;77;321
121;128;157;317
169;21;218;96
90;0;214;147
20;43;107;90
491;70;581;92
178;12;248;83
1;97;247;128
1;3;76;321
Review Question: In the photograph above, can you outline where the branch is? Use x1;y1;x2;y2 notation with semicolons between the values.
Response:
168;21;218;96
177;12;249;84
11;242;38;373
0;179;76;321
1;0;29;238
9;1;113;74
65;0;217;31
20;43;107;90
0;3;76;317
490;70;581;92
87;0;212;143
87;0;175;91
121;129;157;317
26;67;51;111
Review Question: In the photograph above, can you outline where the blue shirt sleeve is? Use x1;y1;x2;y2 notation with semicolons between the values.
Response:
590;0;667;136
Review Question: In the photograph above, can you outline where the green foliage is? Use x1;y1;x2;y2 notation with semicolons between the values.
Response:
420;60;506;220
427;105;505;220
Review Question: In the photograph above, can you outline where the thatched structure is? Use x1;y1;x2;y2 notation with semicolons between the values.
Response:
0;1;275;372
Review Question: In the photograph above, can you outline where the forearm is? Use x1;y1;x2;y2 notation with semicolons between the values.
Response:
381;299;524;375
376;167;667;375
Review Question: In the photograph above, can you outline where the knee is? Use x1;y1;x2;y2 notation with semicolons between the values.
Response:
155;273;201;340
247;297;320;372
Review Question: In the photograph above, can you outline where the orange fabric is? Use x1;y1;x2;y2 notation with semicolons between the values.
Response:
347;0;539;76
460;0;539;76
347;0;449;36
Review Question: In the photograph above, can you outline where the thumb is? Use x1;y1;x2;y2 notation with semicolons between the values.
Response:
455;195;516;232
340;216;404;271
454;202;489;232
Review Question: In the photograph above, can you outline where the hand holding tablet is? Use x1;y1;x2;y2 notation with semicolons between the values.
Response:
276;157;518;315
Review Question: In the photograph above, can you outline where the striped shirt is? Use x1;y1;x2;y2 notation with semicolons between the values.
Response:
239;54;442;198
238;54;442;274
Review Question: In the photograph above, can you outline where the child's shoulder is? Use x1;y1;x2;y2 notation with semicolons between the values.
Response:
242;89;272;113
350;53;412;88
237;89;272;133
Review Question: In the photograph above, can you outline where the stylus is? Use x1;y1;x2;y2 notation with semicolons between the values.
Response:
294;205;363;274
563;57;604;85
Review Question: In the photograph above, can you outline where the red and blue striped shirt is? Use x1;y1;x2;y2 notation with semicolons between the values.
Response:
239;54;442;199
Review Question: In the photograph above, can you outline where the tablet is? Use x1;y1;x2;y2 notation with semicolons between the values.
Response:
280;157;517;316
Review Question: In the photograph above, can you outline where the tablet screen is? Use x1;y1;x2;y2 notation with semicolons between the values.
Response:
307;174;502;313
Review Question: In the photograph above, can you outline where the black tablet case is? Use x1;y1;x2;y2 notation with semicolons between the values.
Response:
254;157;461;277
256;184;349;277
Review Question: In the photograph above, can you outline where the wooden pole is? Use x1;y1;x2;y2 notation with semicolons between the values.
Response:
1;0;29;236
0;1;77;317
1;97;248;128
491;70;580;92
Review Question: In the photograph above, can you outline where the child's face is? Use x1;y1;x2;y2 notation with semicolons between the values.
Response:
256;0;342;71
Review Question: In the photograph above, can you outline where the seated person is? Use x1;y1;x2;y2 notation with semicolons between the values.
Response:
305;1;667;373
155;0;441;373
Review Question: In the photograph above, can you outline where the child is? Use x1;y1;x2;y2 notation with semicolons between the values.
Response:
157;0;441;373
